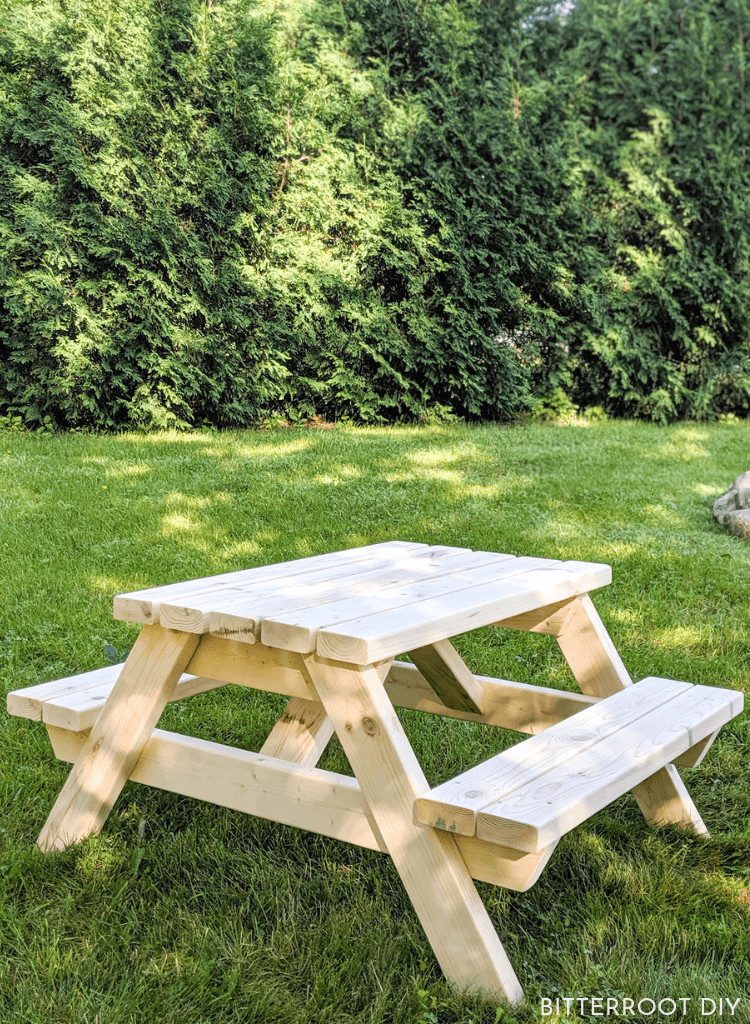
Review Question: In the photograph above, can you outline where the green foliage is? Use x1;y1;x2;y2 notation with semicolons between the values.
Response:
0;0;294;429
1;0;749;426
526;0;750;421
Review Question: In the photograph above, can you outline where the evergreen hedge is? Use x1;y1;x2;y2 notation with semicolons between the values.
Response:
1;0;749;428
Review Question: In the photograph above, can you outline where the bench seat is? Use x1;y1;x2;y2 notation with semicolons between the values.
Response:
415;677;743;853
6;664;227;731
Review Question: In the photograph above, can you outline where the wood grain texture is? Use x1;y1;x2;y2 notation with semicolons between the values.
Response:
9;656;599;739
8;666;226;732
157;547;464;635
37;624;200;852
316;563;612;664
406;639;484;714
672;727;720;768
260;555;555;655
113;541;427;624
185;634;319;700
259;697;334;767
302;653;524;1005
555;595;712;835
196;547;500;642
554;594;632;697
416;677;692;837
475;683;742;851
492;597;578;634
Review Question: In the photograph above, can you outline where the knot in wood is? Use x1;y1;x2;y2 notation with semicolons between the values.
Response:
361;716;379;736
464;789;484;799
344;721;353;732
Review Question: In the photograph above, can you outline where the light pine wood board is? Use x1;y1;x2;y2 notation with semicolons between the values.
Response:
493;597;578;634
406;639;485;714
45;724;555;892
258;696;334;767
160;548;511;636
551;594;709;835
415;677;692;836
37;624;200;852
7;664;124;721
672;727;721;768
302;654;525;1004
8;667;226;732
316;562;612;664
554;594;633;697
260;556;566;654
113;540;430;624
476;683;743;851
157;544;472;634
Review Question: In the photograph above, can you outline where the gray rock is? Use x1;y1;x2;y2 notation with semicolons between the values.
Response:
714;471;750;532
725;509;750;539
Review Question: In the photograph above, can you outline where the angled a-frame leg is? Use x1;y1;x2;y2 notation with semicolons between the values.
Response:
301;653;524;1006
37;624;200;852
259;696;334;767
502;593;709;836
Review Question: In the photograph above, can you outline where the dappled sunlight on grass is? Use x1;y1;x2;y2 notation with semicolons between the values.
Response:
104;463;153;479
161;511;201;533
644;429;711;461
653;625;713;653
692;482;727;497
163;491;231;508
642;503;683;524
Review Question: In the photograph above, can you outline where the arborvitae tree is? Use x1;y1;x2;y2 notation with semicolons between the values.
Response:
1;0;749;428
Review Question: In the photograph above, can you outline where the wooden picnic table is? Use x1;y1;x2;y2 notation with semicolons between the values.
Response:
7;541;743;1005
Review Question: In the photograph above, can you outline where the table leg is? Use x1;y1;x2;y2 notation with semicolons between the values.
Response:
259;697;334;768
37;624;200;852
302;653;524;1006
554;595;709;835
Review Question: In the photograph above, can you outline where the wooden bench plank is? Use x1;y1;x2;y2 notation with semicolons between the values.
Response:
7;665;226;732
260;556;565;654
316;562;612;664
113;541;429;624
159;546;490;636
476;682;743;851
8;655;599;737
415;677;692;836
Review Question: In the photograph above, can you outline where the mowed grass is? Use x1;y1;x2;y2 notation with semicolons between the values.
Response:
1;420;749;1024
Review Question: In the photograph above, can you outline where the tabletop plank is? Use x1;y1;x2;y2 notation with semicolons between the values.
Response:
315;561;611;663
260;555;558;653
113;541;428;624
158;545;477;635
208;549;515;644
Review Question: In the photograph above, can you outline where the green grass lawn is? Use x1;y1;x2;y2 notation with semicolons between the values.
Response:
1;420;749;1024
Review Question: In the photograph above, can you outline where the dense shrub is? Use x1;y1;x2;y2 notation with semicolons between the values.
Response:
1;0;749;428
0;0;289;428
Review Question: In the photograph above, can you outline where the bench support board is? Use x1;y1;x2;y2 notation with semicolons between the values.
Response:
44;722;552;893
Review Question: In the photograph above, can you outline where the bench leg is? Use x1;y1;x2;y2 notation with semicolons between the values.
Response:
302;653;524;1006
37;624;200;852
554;595;709;836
